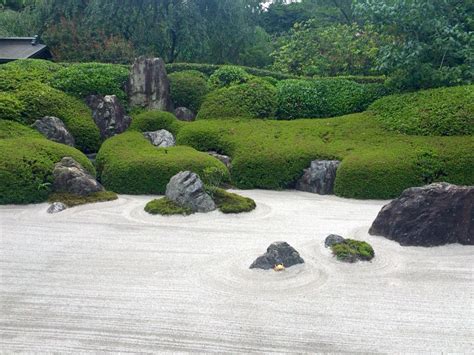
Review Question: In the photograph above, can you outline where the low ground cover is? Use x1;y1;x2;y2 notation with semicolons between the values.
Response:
48;191;118;207
331;239;375;262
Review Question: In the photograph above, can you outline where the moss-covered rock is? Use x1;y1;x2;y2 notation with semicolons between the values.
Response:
48;191;118;207
211;188;256;214
330;239;375;263
145;197;193;215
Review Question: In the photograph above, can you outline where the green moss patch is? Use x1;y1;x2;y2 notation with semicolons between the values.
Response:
331;239;375;263
169;71;209;112
48;191;118;207
129;110;184;135
145;197;193;215
211;188;256;214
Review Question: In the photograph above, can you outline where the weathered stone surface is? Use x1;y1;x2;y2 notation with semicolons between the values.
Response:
127;56;172;111
165;171;216;213
250;242;304;270
86;94;131;139
369;183;473;246
325;234;345;248
32;116;75;146
143;130;175;148
296;160;341;195
47;202;67;214
208;151;232;169
174;107;196;122
53;157;104;196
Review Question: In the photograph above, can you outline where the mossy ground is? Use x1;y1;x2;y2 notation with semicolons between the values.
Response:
144;197;193;215
48;191;118;207
330;239;375;263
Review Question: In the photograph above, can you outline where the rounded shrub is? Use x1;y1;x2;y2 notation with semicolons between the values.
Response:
96;131;229;194
276;79;382;119
15;82;101;153
0;119;42;139
369;85;474;136
49;62;129;103
0;59;62;91
0;92;24;122
197;79;277;119
169;70;209;112
0;135;95;204
208;65;251;89
129;110;184;136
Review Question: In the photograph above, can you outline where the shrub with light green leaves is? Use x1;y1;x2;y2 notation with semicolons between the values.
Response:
0;59;62;91
129;110;184;136
169;70;209;112
208;65;251;89
0;92;24;122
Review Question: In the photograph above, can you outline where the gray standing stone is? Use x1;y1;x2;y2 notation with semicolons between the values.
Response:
369;182;473;246
296;160;341;195
127;56;172;111
32;116;75;146
250;241;304;270
174;107;196;122
86;94;131;139
325;234;345;248
47;202;67;214
143;130;175;148
208;151;232;169
53;157;104;196
165;171;216;213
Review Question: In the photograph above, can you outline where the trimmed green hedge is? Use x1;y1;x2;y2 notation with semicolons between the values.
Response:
49;62;129;103
369;85;474;136
276;79;384;119
129;110;184;136
197;79;277;119
0;121;95;204
208;65;251;89
14;82;101;153
0;92;24;122
0;59;62;91
169;70;209;112
96;131;229;194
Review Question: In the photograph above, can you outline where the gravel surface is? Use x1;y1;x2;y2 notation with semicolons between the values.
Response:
1;190;472;353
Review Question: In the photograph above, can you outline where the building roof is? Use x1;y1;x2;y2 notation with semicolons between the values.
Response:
0;36;51;63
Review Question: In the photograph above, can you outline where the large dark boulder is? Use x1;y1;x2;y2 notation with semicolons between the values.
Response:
86;94;131;139
127;56;172;111
174;107;196;122
165;171;216;212
32;116;75;146
143;129;175;148
53;157;104;196
250;242;304;270
369;183;473;246
296;160;341;195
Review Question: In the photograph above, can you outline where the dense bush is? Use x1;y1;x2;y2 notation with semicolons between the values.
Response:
197;79;277;119
96;131;229;194
0;120;41;139
0;93;24;122
0;124;95;204
208;65;251;89
14;82;101;153
0;59;62;91
169;70;209;112
49;62;129;103
369;85;474;136
276;79;384;119
129;110;184;136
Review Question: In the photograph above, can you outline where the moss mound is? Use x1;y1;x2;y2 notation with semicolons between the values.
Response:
369;85;474;136
96;131;229;195
211;188;256;214
145;197;193;215
48;191;118;207
0;59;62;91
14;82;101;153
169;70;209;112
0;92;24;122
197;79;277;119
330;239;375;263
129;110;184;135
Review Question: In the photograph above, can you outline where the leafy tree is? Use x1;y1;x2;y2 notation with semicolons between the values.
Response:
354;0;474;89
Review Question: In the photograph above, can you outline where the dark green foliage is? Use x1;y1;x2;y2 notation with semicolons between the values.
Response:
169;70;209;112
145;197;193;215
212;188;256;214
129;110;184;136
0;93;24;122
96;131;229;195
0;123;95;204
208;65;251;89
49;63;129;103
0;59;62;91
276;79;384;119
14;82;101;153
197;79;277;119
331;239;375;263
369;85;474;136
48;191;118;207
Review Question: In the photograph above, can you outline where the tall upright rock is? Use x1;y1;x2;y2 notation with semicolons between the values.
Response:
127;57;172;111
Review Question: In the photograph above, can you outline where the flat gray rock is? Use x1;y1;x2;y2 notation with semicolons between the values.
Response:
47;202;67;214
296;160;341;195
32;116;75;146
143;129;175;148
